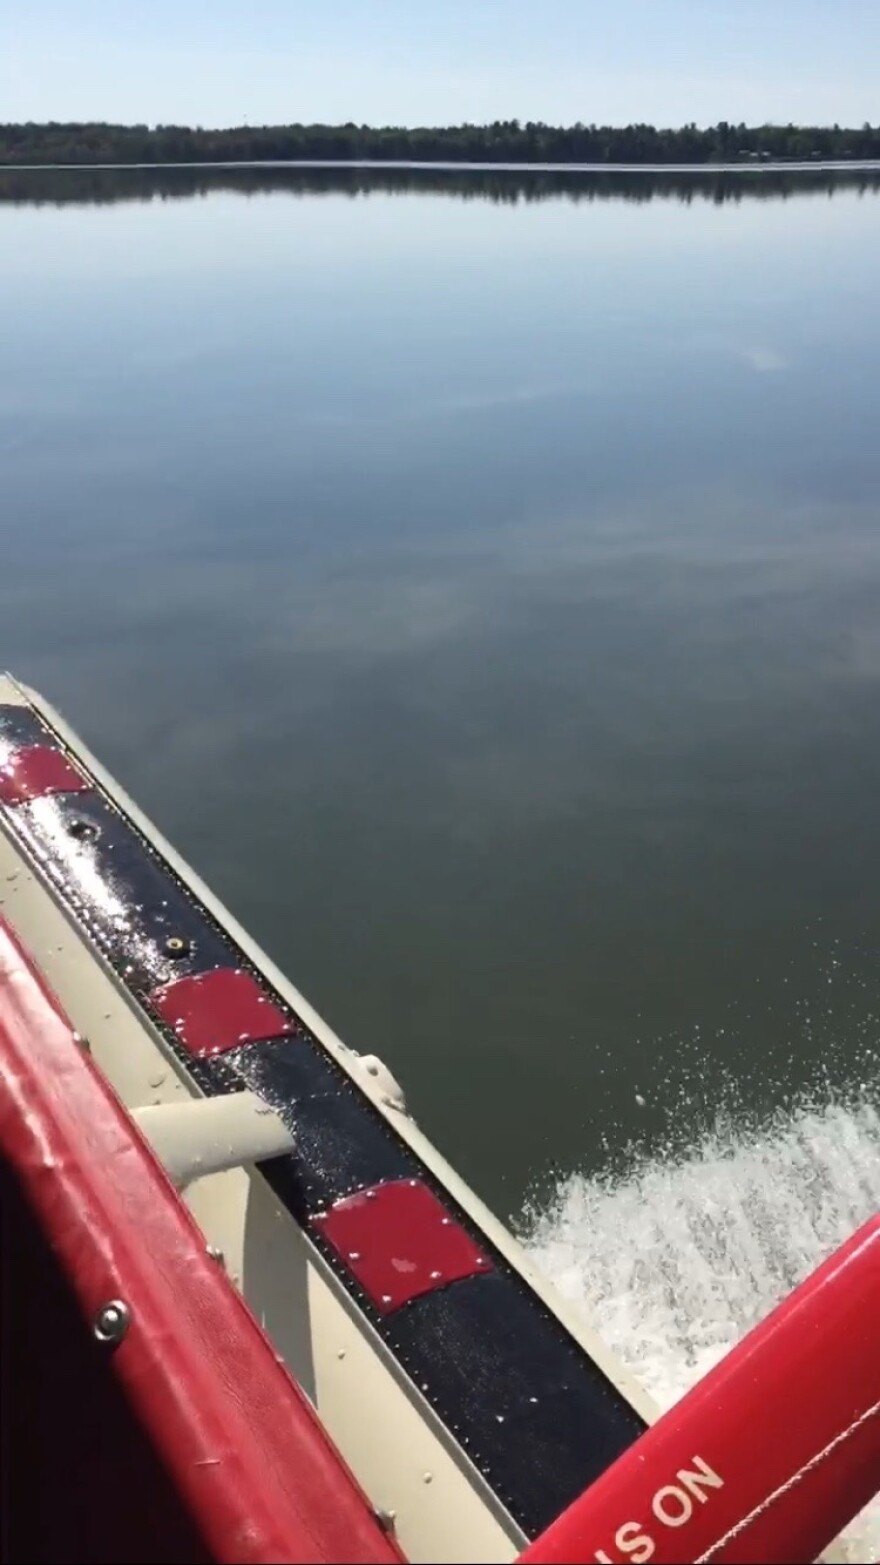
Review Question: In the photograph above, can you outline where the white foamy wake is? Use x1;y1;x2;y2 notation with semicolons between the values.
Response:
521;1096;880;1561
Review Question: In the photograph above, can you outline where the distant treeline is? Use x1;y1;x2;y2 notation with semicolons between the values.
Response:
4;164;880;212
3;119;880;167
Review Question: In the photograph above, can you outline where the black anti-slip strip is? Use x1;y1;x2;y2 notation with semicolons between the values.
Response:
0;706;49;751
0;701;645;1537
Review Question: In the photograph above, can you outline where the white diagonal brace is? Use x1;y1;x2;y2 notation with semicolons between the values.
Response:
133;1091;295;1189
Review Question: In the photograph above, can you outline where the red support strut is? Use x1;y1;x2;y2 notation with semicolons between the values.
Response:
520;1216;880;1564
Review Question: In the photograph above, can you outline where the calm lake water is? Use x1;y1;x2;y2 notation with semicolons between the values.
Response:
3;165;880;1217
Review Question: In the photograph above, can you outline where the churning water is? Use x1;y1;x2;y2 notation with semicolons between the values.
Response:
523;1093;880;1559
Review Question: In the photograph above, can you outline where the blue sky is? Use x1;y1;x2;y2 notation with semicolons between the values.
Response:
3;0;878;129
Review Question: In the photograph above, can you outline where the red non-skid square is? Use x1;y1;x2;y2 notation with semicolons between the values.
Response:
311;1178;492;1314
148;968;295;1057
0;746;89;806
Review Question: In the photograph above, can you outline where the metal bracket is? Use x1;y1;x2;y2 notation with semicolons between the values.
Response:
351;1053;408;1113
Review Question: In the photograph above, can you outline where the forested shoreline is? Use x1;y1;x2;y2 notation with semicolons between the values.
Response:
2;118;880;167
